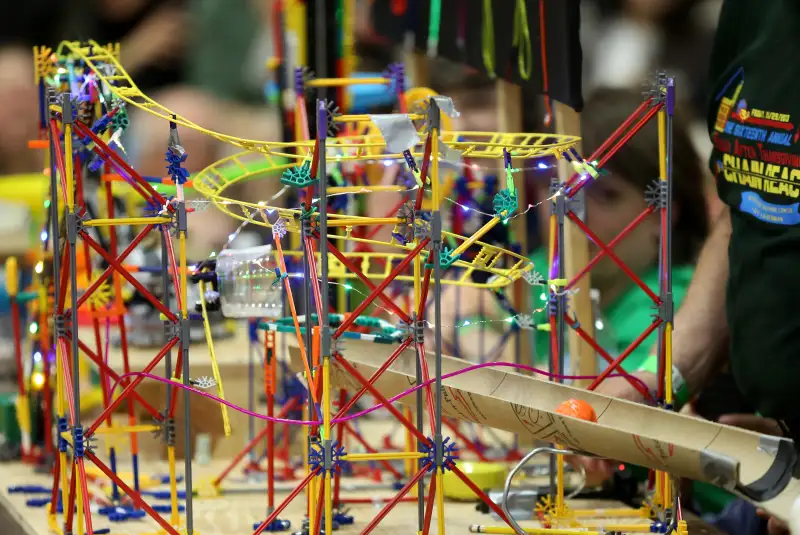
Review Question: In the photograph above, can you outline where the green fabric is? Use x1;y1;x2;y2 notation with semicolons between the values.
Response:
186;0;262;103
526;249;694;371
707;0;800;421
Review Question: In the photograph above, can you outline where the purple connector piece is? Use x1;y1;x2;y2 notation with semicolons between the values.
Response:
503;148;512;169
318;101;327;141
391;63;406;96
666;78;676;116
294;68;305;95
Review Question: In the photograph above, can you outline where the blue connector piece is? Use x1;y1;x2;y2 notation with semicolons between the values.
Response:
103;505;147;522
9;485;51;494
165;148;190;185
152;504;185;513
254;519;291;532
420;437;459;473
650;521;668;533
92;529;112;535
308;441;346;474
333;510;354;526
391;481;405;490
143;489;187;500
72;426;85;457
25;497;51;507
58;417;69;453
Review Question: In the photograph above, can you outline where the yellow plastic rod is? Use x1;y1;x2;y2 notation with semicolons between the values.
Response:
83;217;172;227
327;185;407;194
449;217;500;257
92;424;161;435
436;470;446;535
199;280;231;437
325;218;402;227
64;123;74;211
431;130;440;210
5;257;18;296
324;472;333;535
308;77;390;88
468;526;603;535
335;112;425;122
341;452;427;462
179;231;188;319
168;445;180;525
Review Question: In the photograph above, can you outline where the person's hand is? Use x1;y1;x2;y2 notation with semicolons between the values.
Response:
757;508;790;535
721;414;786;533
119;6;187;76
568;371;659;486
718;413;783;436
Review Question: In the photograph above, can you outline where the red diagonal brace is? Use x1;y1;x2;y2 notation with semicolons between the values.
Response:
568;103;662;198
79;230;178;322
334;353;430;445
332;337;413;421
362;465;428;535
564;314;655;401
70;335;162;420
86;452;180;535
566;206;656;291
252;468;319;535
334;238;428;337
450;463;513;525
587;318;662;391
86;337;179;436
49;119;69;205
324;239;411;322
567;212;660;303
564;98;653;190
72;121;166;206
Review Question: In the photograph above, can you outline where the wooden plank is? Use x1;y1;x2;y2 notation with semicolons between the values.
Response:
554;100;596;385
495;79;531;368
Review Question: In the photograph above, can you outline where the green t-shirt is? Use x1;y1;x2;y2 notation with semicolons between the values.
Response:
527;249;694;372
707;0;800;421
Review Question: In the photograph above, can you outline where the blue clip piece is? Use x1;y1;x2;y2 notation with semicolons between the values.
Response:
391;481;405;491
72;426;85;458
165;148;190;185
421;436;459;473
25;497;51;507
254;519;291;532
153;473;184;484
58;417;69;453
272;268;288;288
9;485;51;494
650;521;668;533
333;511;354;525
152;504;185;513
143;489;186;500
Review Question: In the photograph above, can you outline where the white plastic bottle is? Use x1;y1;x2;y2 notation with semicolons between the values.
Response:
215;244;283;318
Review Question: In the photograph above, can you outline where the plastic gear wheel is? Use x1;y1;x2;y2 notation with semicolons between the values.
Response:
280;161;317;188
323;100;341;138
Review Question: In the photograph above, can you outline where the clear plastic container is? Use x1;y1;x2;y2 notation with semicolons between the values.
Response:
216;244;283;318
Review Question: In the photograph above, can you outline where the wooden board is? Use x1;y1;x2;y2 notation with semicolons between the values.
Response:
0;459;726;535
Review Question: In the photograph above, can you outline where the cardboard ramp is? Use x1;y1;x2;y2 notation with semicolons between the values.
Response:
288;340;799;521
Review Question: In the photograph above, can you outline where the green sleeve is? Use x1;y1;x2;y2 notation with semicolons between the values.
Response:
604;266;694;372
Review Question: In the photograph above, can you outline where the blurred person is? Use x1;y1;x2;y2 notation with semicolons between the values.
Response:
0;1;64;174
575;2;800;533
433;88;709;370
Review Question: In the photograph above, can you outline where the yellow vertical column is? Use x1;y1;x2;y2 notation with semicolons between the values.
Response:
657;103;671;510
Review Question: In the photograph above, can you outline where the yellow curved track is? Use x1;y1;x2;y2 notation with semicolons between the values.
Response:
55;40;565;287
56;40;580;161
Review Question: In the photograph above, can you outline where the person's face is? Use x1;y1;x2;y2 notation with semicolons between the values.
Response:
533;173;661;291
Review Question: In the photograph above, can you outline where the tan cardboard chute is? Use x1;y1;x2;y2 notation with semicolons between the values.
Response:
288;339;800;521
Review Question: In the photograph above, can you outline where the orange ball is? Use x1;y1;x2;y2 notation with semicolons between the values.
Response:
555;399;597;422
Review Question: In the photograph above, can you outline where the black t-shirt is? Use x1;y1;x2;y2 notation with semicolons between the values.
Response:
707;0;800;421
